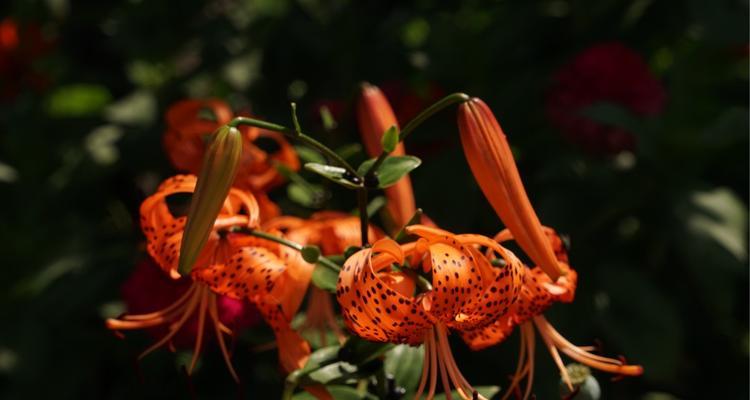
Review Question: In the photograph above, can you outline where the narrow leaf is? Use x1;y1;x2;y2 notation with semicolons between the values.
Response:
385;344;424;395
305;163;362;189
357;156;421;188
339;336;394;365
311;264;338;293
381;125;399;153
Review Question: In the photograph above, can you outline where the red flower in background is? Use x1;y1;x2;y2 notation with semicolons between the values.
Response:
118;257;260;349
546;42;666;154
0;18;55;101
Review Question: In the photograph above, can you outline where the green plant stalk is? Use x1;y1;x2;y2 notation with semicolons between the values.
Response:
229;116;359;177
363;92;470;179
240;229;341;272
357;188;369;246
376;366;388;399
281;379;296;400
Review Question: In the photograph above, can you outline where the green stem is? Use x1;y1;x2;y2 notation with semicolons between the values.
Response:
241;229;342;272
376;366;388;399
363;92;470;179
357;188;369;246
399;92;470;142
281;380;296;400
229;116;359;177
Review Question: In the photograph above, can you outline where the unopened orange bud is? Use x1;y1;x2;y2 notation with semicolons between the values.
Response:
457;98;563;281
357;83;416;228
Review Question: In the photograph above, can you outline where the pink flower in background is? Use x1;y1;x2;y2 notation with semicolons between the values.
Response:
546;42;666;154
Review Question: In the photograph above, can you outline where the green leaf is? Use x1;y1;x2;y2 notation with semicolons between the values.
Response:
381;125;399;153
336;143;363;160
47;84;112;117
306;361;357;384
295;146;327;164
311;264;338;293
385;344;424;395
684;188;748;262
288;183;326;208
305;163;362;189
292;385;377;400
353;196;387;218
432;386;501;400
339;336;393;365
300;346;340;374
357;156;421;188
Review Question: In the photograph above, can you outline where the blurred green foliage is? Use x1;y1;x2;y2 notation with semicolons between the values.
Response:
0;0;747;399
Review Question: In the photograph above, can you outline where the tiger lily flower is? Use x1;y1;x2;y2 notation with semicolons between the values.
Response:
106;174;260;381
457;98;563;281
193;231;316;374
462;228;643;399
337;225;525;400
358;83;418;229
116;257;260;351
262;212;384;346
162;99;300;195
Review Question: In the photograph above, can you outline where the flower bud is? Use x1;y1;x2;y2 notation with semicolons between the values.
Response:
457;98;563;280
178;125;243;275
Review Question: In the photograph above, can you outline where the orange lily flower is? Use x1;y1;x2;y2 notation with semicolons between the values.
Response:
262;212;384;346
337;225;525;399
357;83;417;229
462;228;643;399
193;231;316;374
106;174;260;381
163;99;300;198
457;98;563;281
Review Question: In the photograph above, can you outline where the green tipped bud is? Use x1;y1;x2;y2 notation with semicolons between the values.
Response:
559;364;601;400
178;125;243;276
319;105;338;131
301;245;321;264
381;125;399;154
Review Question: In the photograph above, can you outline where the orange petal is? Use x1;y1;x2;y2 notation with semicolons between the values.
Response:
336;244;432;345
192;246;286;300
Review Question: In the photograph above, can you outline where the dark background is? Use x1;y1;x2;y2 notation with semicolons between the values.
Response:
0;0;747;399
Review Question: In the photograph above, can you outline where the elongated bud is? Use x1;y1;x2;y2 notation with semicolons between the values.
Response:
357;83;416;228
178;125;243;276
457;98;563;280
